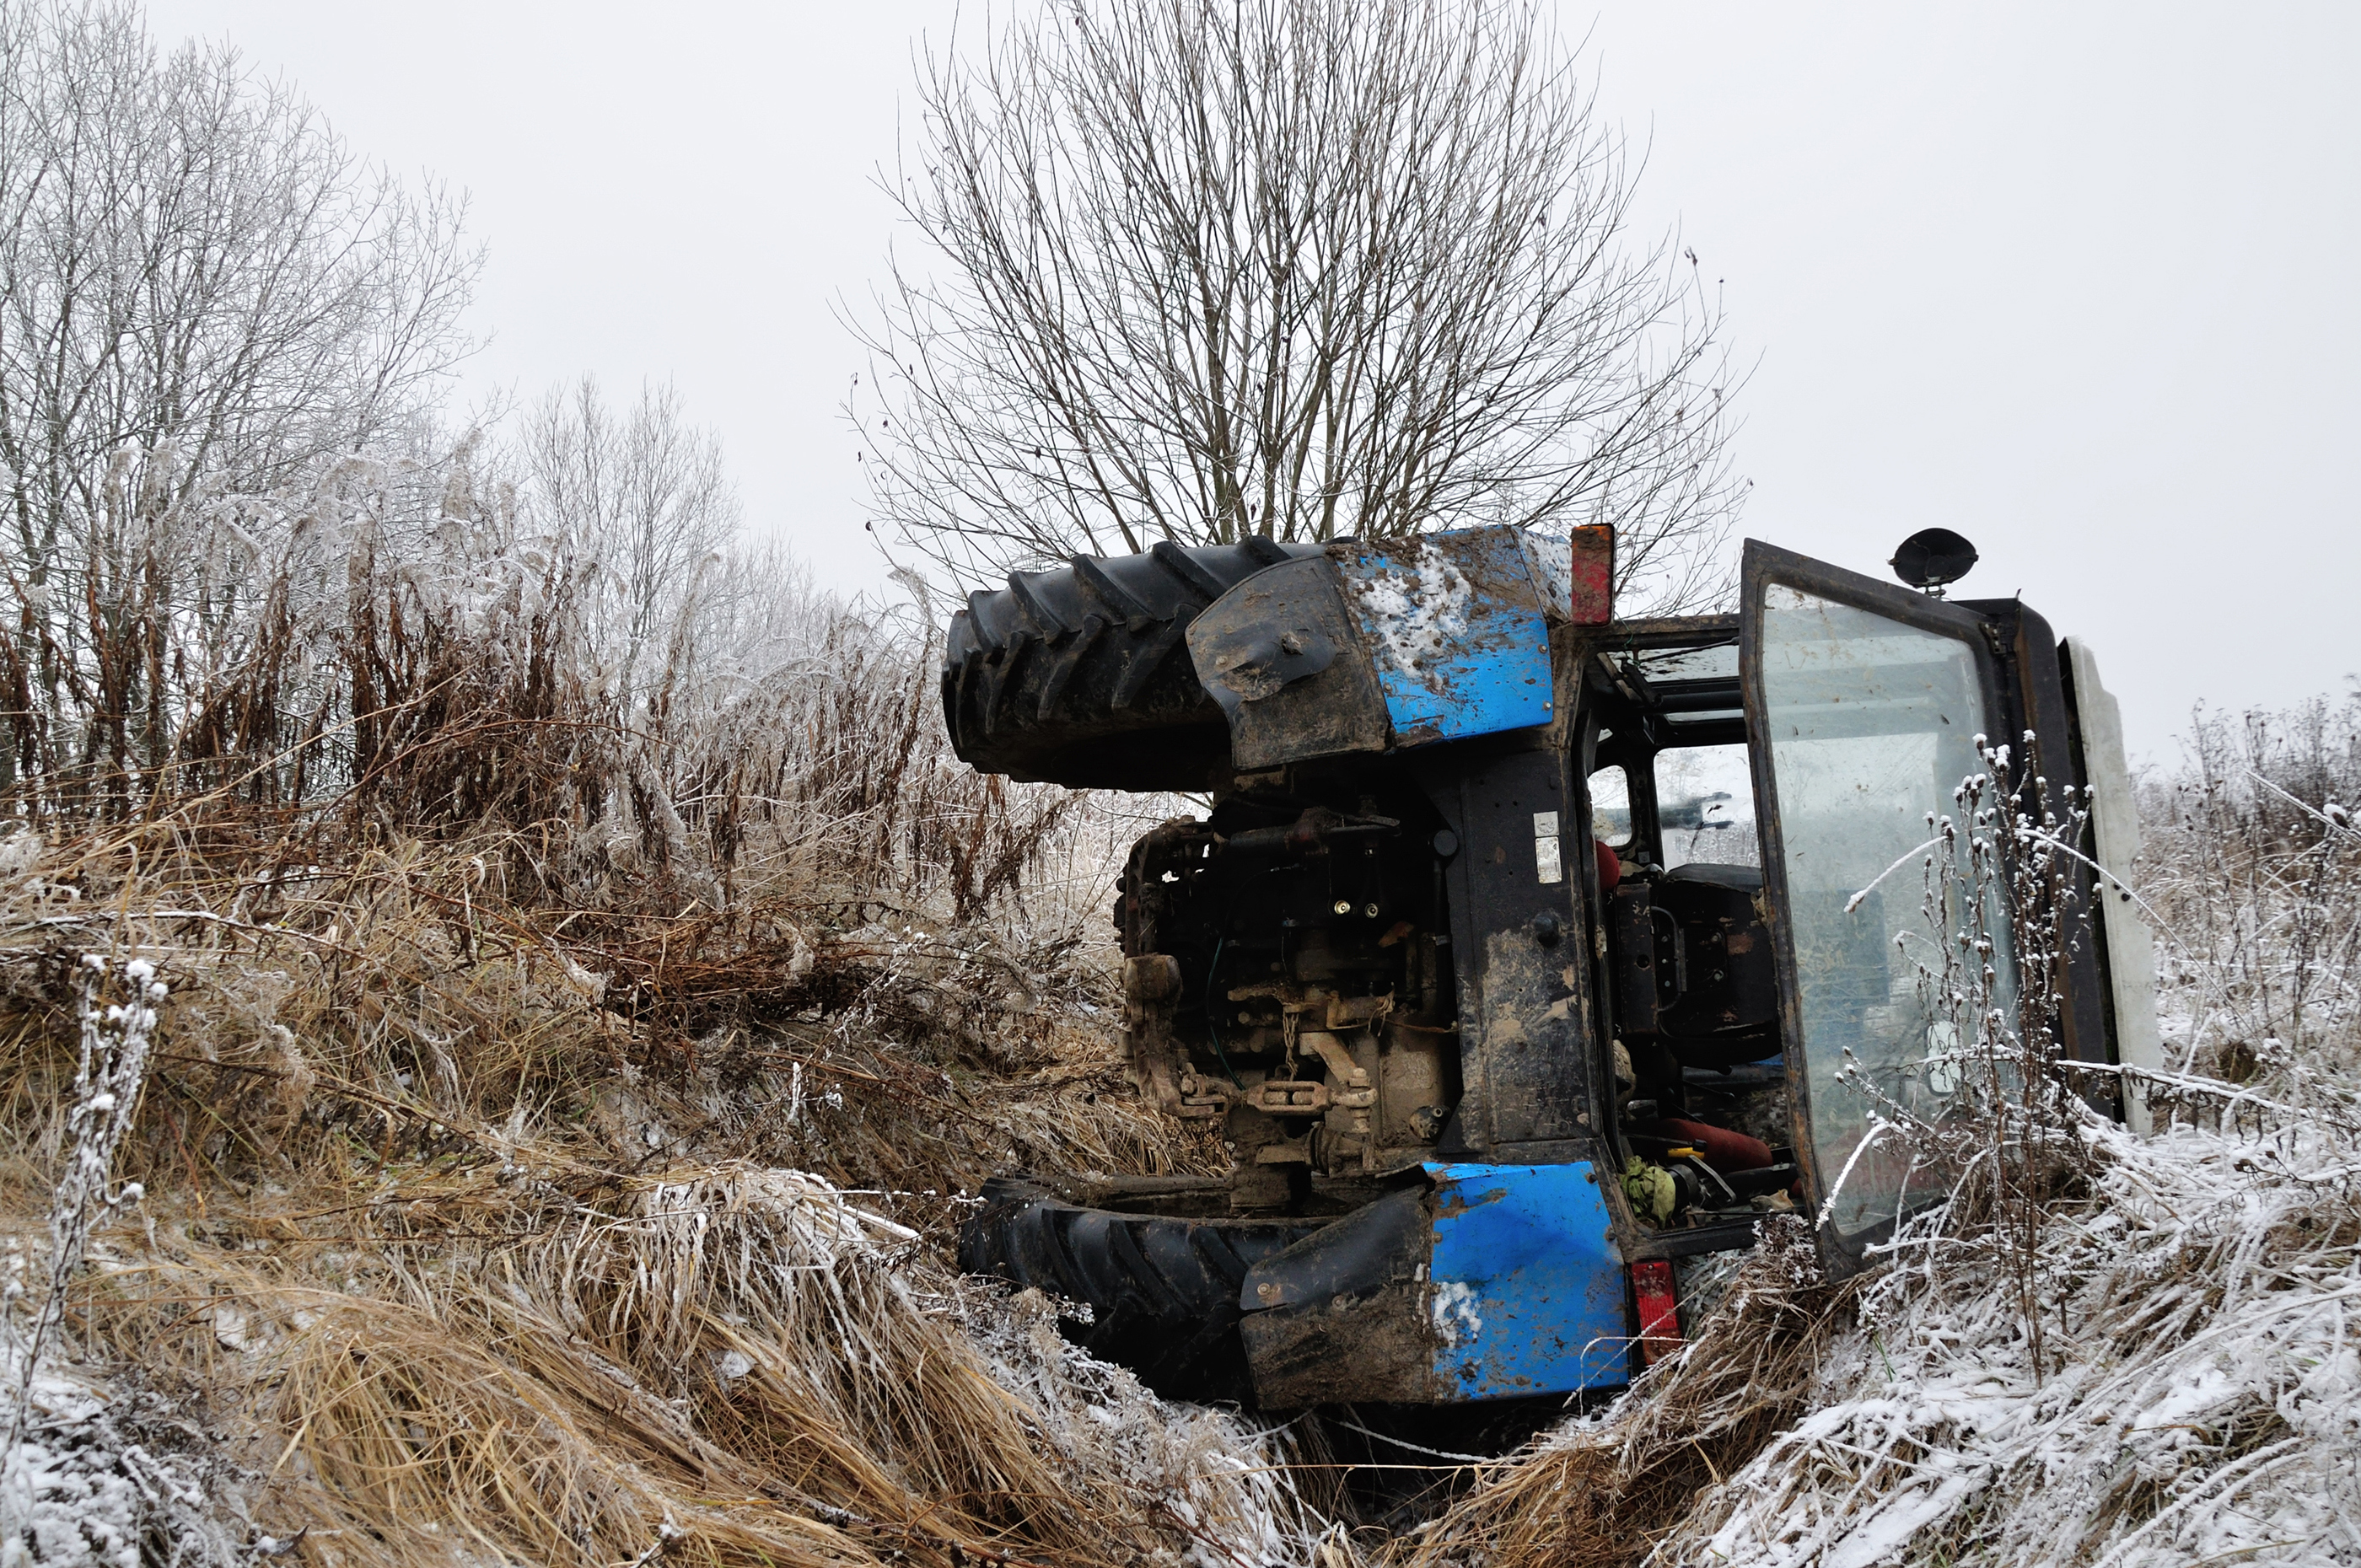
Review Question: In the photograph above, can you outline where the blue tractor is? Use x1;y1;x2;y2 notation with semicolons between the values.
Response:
949;527;2158;1409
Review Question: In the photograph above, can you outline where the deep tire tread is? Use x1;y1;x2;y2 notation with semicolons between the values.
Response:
941;538;1324;789
960;1179;1326;1404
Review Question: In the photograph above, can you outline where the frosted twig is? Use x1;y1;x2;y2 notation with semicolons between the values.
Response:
3;956;166;1536
1845;838;1944;914
2246;767;2361;842
1813;1117;1899;1232
2011;824;2177;937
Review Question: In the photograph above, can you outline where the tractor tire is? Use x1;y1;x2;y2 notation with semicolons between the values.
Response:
941;537;1322;790
959;1178;1327;1405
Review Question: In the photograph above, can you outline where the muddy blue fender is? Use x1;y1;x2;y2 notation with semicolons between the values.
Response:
1235;1163;1630;1406
1185;525;1559;770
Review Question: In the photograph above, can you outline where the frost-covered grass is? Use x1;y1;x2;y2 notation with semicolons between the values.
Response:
4;959;163;1458
2141;690;2360;1091
0;958;234;1567
0;805;1305;1567
0;1356;244;1568
1662;1112;2360;1567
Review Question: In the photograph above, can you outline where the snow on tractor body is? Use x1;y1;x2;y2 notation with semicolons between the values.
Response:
945;527;2160;1410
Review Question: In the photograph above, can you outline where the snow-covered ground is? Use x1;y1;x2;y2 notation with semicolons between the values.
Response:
0;1356;245;1568
1659;1112;2361;1567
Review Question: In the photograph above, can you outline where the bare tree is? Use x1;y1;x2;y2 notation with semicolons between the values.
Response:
0;0;479;802
520;378;741;717
857;0;1742;605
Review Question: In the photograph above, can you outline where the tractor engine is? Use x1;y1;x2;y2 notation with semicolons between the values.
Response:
1114;776;1460;1213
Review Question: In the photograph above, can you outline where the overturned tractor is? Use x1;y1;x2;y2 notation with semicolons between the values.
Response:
949;526;2160;1408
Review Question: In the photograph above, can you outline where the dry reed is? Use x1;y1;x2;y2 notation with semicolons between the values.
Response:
0;804;1280;1567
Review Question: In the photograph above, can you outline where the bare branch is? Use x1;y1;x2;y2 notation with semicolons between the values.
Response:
854;0;1744;609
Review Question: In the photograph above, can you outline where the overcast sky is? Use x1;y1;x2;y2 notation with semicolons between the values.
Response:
136;0;2361;759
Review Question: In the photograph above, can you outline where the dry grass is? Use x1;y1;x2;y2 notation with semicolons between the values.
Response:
0;789;1264;1566
0;807;1192;1189
76;1161;1298;1568
0;437;1272;1565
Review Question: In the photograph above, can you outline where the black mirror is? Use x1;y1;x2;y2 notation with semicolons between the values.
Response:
1889;529;1979;594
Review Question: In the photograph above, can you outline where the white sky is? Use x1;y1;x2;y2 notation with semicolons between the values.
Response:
136;0;2361;759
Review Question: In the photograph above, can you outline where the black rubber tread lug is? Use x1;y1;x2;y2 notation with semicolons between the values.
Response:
982;1200;1075;1294
1059;1211;1149;1308
1148;539;1227;604
965;589;1008;651
1035;615;1105;719
960;1187;1328;1404
1240;534;1293;566
976;630;1036;737
1071;554;1156;625
1108;622;1188;712
940;654;971;751
1142;1223;1230;1303
1184;1224;1253;1289
1007;569;1069;638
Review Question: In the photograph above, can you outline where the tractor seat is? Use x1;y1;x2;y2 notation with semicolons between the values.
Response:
1660;861;1763;892
1654;862;1778;1068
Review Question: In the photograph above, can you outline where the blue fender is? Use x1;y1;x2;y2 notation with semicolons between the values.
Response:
1236;1162;1631;1406
1186;525;1558;769
1426;1162;1630;1399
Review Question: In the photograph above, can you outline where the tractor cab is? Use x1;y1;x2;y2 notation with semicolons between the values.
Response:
946;526;2159;1409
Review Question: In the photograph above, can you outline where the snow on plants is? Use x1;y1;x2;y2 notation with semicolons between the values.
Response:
962;1287;1326;1568
5;961;163;1431
2;959;247;1566
1658;1112;2359;1567
1642;733;2361;1567
0;1356;242;1568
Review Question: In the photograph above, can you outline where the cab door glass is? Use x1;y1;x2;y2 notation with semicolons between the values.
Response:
1755;583;2014;1245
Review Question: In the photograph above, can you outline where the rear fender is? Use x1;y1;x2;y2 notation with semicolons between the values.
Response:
1237;1162;1629;1406
1186;524;1563;770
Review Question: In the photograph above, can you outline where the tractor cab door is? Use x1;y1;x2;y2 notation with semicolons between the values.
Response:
1738;540;2019;1277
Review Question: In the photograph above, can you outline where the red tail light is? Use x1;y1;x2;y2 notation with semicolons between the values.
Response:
1568;524;1615;626
1631;1259;1681;1365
